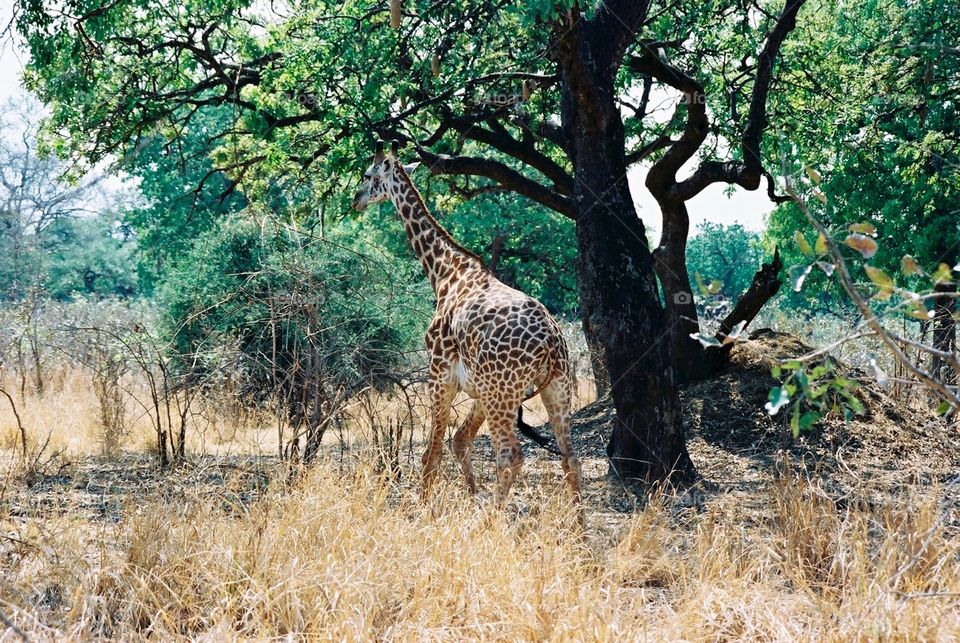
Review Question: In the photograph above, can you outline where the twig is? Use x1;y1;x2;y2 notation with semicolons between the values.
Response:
895;591;960;600
0;609;30;643
0;388;27;459
788;327;875;363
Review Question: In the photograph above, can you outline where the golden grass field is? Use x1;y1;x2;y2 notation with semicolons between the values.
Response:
2;341;960;641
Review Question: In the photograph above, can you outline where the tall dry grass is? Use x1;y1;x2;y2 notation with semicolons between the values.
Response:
0;369;285;462
1;460;958;640
1;369;959;640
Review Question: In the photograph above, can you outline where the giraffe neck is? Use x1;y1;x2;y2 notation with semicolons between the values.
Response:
386;169;483;295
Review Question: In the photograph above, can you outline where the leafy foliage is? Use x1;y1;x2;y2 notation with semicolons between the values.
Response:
766;0;960;305
42;213;138;300
686;222;765;304
767;360;864;438
123;107;247;293
157;211;431;423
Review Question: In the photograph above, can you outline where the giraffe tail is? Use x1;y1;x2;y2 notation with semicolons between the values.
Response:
516;407;562;455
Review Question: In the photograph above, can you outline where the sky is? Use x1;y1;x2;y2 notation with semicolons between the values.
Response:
629;164;772;243
0;0;25;104
0;0;774;237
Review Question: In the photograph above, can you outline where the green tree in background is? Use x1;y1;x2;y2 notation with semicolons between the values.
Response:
766;0;959;370
43;212;138;299
442;192;579;315
0;97;132;300
158;211;431;458
686;223;765;305
124;107;247;292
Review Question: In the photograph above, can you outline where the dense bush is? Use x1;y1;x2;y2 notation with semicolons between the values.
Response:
157;211;432;457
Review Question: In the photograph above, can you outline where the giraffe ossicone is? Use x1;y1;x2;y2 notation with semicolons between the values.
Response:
353;140;583;521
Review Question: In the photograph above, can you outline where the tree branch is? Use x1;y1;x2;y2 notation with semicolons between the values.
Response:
673;0;807;200
417;149;576;219
456;119;573;195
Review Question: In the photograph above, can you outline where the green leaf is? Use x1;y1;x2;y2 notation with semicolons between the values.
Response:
794;369;809;390
905;300;933;321
864;264;894;299
810;363;831;379
932;263;955;285
794;231;814;258
815;232;828;255
799;411;820;431
765;387;790;415
694;272;710;297
845;394;865;415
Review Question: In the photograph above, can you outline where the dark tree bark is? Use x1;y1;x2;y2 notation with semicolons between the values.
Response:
582;315;611;399
553;4;695;483
931;280;958;385
717;249;784;340
680;249;785;382
652;200;702;382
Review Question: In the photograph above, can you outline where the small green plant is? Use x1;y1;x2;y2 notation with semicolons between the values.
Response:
766;360;865;437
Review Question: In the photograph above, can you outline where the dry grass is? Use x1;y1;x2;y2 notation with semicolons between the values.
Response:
2;368;959;640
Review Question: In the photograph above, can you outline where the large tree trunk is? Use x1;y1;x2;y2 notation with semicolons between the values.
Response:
565;82;696;484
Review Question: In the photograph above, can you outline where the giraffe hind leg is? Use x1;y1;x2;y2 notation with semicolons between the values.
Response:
540;375;584;518
452;400;485;495
483;402;524;509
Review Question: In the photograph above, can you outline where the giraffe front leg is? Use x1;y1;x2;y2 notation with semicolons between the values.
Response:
421;377;457;500
452;401;485;495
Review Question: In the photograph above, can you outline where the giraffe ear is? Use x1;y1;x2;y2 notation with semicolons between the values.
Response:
402;162;421;175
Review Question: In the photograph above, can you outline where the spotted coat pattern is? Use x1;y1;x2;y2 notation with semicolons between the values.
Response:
353;148;582;514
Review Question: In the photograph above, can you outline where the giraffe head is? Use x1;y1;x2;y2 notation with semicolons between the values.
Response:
352;140;419;211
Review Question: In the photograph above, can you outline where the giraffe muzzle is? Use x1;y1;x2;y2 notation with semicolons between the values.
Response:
351;193;369;211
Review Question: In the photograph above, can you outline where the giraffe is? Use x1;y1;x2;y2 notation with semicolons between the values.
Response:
352;140;583;517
